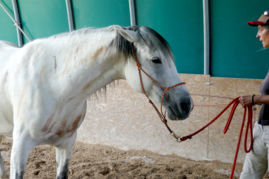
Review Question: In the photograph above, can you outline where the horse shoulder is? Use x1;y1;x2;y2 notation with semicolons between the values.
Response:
5;38;85;140
5;42;54;130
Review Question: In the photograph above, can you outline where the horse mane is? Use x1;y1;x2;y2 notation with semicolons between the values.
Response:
48;27;103;38
137;26;174;61
109;25;174;61
88;80;120;102
47;25;172;61
109;30;135;58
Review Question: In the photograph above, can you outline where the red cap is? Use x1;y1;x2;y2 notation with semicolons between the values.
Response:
248;11;269;26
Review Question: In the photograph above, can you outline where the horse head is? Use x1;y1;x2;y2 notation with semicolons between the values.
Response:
114;26;193;120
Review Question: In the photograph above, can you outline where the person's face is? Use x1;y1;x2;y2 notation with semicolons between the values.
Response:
256;25;269;48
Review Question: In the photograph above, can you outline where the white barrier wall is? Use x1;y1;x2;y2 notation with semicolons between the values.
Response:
77;74;262;163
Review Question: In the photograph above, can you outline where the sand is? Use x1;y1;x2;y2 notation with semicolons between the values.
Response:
0;137;252;179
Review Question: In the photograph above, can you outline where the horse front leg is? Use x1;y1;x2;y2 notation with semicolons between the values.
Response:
0;154;5;177
0;136;5;177
55;133;77;179
10;128;36;179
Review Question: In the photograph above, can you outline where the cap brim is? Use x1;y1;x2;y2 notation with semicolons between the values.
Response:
248;21;269;26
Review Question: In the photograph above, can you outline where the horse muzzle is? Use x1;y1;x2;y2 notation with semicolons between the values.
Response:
165;95;193;120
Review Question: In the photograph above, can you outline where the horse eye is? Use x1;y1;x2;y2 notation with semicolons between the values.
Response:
151;57;162;64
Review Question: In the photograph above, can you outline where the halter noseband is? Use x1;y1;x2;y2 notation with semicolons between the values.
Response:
132;47;186;142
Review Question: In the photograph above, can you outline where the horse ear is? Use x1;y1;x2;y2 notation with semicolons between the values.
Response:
114;25;138;43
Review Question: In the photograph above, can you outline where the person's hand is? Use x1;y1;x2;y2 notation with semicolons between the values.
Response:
239;96;253;107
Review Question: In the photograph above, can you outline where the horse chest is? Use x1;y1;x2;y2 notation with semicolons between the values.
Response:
40;102;86;141
0;72;13;135
0;99;13;135
0;108;13;135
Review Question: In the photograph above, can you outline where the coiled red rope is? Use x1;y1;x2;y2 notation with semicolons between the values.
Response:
180;97;253;179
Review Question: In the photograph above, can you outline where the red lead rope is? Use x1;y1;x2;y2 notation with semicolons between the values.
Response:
180;97;253;179
132;48;253;178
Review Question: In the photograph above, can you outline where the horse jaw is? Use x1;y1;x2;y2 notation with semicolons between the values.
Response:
124;59;153;93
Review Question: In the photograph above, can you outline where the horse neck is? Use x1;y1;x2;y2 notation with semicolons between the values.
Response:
50;29;126;98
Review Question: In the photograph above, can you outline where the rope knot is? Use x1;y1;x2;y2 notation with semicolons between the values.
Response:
180;136;192;141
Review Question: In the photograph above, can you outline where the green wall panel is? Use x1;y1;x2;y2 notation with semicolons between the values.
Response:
18;0;69;43
211;0;269;79
136;0;204;74
0;0;268;79
0;0;17;45
72;0;130;28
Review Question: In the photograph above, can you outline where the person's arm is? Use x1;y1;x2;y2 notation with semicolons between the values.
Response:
239;95;269;107
253;95;269;104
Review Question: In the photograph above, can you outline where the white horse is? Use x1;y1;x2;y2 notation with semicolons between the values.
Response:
0;25;193;179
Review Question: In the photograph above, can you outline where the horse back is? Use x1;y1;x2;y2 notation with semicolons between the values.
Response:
0;40;18;62
0;40;17;48
0;40;19;70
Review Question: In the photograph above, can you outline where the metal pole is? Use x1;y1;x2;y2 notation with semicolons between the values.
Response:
203;0;210;75
129;0;137;26
11;0;23;47
65;0;74;31
0;1;31;42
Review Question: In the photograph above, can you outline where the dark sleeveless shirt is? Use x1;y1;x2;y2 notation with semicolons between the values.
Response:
258;71;269;125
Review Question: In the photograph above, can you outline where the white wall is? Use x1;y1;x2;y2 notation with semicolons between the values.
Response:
77;74;262;163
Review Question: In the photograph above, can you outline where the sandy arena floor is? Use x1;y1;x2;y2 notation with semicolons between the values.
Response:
0;137;252;179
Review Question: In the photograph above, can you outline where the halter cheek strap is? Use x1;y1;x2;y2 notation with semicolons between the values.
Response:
133;48;186;141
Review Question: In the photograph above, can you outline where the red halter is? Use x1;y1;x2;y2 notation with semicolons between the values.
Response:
133;48;186;141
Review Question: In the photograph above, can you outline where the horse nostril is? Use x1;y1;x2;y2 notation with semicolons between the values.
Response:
180;101;190;113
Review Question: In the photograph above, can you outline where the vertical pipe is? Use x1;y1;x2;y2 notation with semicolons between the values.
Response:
65;0;74;31
129;0;137;26
11;0;23;47
203;0;210;75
